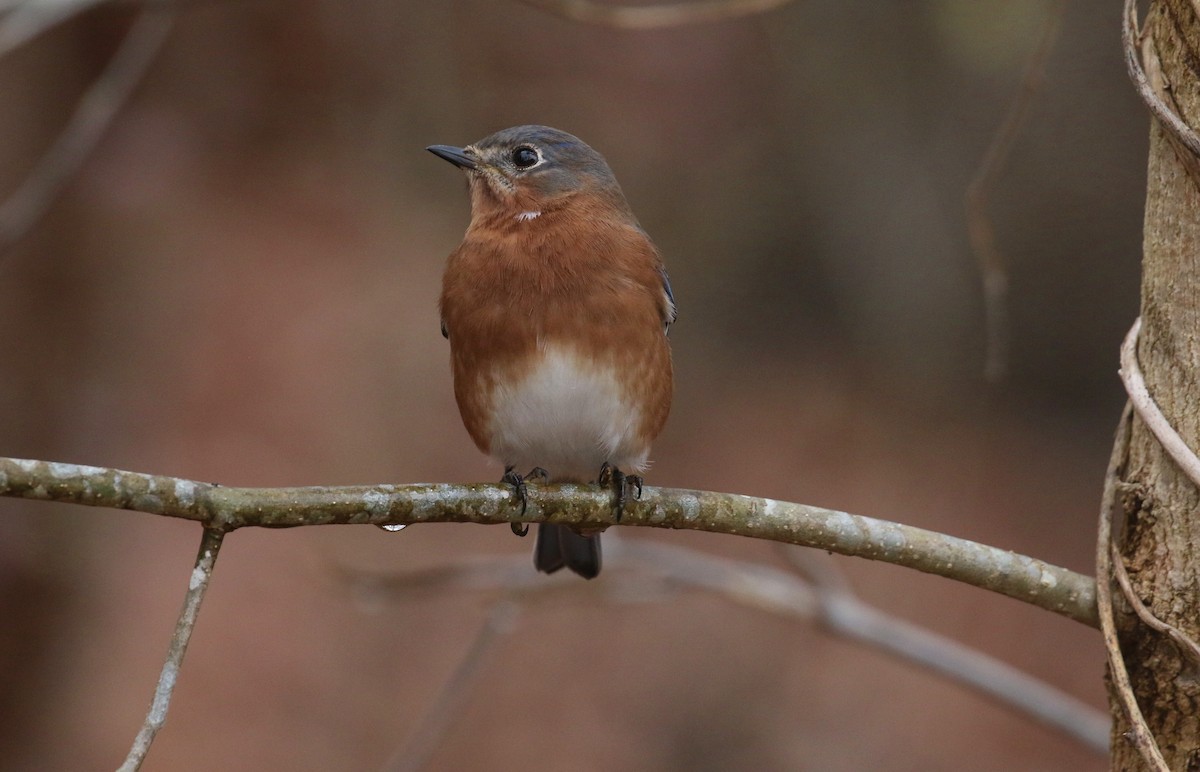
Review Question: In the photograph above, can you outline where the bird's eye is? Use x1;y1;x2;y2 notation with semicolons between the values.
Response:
511;146;540;169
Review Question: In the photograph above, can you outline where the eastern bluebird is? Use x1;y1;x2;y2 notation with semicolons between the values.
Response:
428;125;676;579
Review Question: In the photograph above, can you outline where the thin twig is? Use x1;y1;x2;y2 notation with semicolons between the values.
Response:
0;456;1099;626
628;541;1109;752
118;527;225;772
383;600;522;772
0;4;175;254
770;540;1107;749
515;0;794;30
773;541;854;593
965;0;1067;382
813;590;1109;753
0;0;114;56
1096;404;1168;771
343;539;1109;754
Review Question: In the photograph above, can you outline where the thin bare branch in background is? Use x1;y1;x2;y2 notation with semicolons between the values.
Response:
515;0;794;30
384;600;523;772
0;457;1099;626
772;541;1108;748
118;527;225;772
0;0;115;56
342;538;1109;755
0;4;175;254
773;540;854;593
965;0;1067;382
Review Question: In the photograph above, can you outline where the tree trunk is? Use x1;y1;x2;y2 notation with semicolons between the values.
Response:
1114;1;1200;768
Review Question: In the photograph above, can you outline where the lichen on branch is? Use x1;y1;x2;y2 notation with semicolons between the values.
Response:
0;456;1097;626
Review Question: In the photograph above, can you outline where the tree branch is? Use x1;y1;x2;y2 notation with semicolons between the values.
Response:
0;456;1098;626
965;0;1066;381
514;0;796;30
118;527;224;772
0;0;119;57
382;599;523;772
344;538;1109;757
0;5;175;253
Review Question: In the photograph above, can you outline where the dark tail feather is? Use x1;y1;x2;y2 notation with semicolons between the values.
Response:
534;524;601;579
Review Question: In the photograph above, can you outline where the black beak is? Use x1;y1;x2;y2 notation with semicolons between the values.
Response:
426;144;477;170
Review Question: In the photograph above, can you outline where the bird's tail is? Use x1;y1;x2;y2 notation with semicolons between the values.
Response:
534;524;601;579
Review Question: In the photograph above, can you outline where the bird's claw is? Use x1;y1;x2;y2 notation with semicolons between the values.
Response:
503;466;550;536
598;463;642;522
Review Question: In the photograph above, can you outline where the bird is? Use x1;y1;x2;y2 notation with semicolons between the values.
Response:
427;125;675;579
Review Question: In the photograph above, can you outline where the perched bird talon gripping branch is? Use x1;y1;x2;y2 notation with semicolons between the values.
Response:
429;125;676;579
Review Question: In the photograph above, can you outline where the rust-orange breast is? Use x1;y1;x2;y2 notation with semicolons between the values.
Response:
439;198;672;474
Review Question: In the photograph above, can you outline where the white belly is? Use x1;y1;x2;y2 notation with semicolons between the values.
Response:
488;345;648;481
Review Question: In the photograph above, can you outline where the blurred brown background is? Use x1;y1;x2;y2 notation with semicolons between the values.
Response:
0;0;1141;770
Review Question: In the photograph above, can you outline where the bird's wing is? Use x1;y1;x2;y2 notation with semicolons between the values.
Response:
659;265;677;332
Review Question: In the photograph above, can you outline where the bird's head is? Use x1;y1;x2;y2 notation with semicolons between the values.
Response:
427;125;631;222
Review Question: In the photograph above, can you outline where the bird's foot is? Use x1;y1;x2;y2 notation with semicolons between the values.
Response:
598;463;643;522
502;466;549;535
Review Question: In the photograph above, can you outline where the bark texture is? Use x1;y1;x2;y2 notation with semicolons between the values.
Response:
1115;1;1200;767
